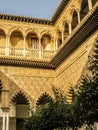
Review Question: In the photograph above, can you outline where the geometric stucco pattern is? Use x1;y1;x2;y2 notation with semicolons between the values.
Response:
0;68;55;108
10;75;54;106
55;32;97;95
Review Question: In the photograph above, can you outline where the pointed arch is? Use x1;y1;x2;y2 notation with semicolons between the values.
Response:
11;90;33;108
12;91;30;105
56;29;62;48
63;21;69;39
11;91;32;130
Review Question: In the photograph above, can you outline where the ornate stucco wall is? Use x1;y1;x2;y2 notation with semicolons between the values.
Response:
55;32;98;94
0;66;55;108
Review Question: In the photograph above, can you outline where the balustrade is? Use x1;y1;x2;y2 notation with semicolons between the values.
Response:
26;49;39;58
9;48;23;57
0;47;55;60
0;47;5;55
42;50;55;59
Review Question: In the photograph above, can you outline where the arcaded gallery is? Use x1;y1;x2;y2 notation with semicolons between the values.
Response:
0;0;98;130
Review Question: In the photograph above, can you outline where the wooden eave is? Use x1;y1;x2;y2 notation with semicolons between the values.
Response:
51;0;69;24
0;13;52;25
0;56;55;69
50;6;98;68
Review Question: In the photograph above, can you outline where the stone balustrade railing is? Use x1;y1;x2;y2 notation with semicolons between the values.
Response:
0;47;56;60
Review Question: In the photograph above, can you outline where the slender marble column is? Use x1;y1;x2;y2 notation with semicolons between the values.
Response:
5;34;10;56
2;112;6;130
77;11;80;24
39;38;41;58
7;35;10;48
2;107;10;130
6;112;9;130
23;36;26;57
61;31;64;43
88;0;92;10
55;39;58;50
68;22;72;34
96;123;98;130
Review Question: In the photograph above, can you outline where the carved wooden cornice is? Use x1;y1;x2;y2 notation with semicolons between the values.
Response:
0;13;52;25
0;56;55;69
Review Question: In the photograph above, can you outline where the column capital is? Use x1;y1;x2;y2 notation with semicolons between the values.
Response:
54;35;58;40
88;0;92;10
66;18;72;24
6;33;10;37
38;34;42;39
75;7;81;12
59;21;64;31
23;34;26;38
1;107;10;112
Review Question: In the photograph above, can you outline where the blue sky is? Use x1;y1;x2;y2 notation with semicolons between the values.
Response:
0;0;61;19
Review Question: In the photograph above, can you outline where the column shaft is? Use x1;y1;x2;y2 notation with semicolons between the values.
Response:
5;34;10;56
61;31;64;43
39;38;41;58
88;0;92;10
23;36;26;57
6;112;9;130
55;39;58;50
68;22;72;34
77;11;80;23
2;112;6;130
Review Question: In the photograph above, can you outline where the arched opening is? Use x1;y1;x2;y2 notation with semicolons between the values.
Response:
64;22;69;40
11;92;30;130
10;31;24;48
0;29;6;55
10;31;24;56
56;30;62;48
41;34;51;50
26;32;39;58
92;0;97;7
0;29;6;47
80;0;89;20
72;10;78;31
26;32;39;49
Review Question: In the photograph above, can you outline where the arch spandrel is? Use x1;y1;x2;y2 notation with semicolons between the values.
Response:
9;26;25;37
25;29;40;38
0;26;7;35
41;30;53;39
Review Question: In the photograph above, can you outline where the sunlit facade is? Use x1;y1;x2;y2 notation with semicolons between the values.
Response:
0;0;98;130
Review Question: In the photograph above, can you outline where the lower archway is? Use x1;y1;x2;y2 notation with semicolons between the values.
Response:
12;92;30;130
